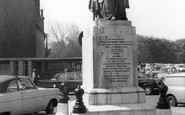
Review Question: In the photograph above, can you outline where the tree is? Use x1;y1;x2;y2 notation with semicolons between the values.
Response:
175;39;185;63
48;23;82;57
137;35;178;63
137;35;151;63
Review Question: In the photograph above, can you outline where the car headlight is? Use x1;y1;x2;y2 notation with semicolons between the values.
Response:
53;84;56;88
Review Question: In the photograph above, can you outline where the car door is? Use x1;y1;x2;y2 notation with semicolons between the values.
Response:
0;80;22;115
18;78;43;114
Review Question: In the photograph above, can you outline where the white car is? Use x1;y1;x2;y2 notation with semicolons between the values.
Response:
156;66;178;79
0;75;60;115
174;64;185;72
164;73;185;106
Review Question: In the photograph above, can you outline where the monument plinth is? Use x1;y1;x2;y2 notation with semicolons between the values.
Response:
70;20;155;115
82;20;145;105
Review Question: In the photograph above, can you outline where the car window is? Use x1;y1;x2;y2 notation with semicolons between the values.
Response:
7;80;18;92
18;79;36;90
55;72;82;81
56;75;65;81
171;67;178;72
160;68;173;73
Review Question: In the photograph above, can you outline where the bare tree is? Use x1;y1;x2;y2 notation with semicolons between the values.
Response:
48;22;82;57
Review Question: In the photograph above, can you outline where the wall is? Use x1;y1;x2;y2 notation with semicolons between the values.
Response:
0;0;45;58
36;26;45;57
0;62;10;75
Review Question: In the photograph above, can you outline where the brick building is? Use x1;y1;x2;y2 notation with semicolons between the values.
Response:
0;0;45;58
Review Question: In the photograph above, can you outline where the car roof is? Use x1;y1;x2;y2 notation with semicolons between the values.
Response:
0;75;30;82
0;75;17;83
0;75;31;93
0;75;17;93
166;72;185;77
161;66;175;69
18;76;30;79
138;78;156;81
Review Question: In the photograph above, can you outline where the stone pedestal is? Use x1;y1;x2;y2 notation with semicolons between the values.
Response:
70;20;155;115
156;109;172;115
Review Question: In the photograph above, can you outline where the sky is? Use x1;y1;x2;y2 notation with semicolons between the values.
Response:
40;0;185;41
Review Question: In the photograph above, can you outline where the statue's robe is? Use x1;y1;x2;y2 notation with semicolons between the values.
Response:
102;0;129;20
89;0;129;20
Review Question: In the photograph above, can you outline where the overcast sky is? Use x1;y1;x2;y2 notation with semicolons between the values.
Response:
40;0;185;41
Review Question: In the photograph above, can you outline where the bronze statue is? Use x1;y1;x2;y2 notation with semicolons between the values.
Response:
89;0;129;20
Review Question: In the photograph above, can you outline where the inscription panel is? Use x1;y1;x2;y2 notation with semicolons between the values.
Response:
94;36;134;87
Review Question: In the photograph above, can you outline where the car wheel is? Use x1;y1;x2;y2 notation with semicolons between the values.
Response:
144;86;152;95
167;95;177;106
46;101;54;114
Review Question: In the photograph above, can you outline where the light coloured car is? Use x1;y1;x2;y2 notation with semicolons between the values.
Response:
156;66;178;79
0;75;60;115
145;66;159;78
164;73;185;106
174;64;185;72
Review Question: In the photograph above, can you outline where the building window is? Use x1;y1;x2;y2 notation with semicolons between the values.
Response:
15;61;18;75
24;61;28;76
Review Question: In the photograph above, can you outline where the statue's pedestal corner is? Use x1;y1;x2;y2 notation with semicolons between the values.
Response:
82;87;146;105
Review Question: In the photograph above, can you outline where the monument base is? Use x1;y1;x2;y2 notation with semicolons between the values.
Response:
69;101;155;115
83;87;145;105
71;20;156;115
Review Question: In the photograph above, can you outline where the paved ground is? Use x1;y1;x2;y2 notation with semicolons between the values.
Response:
29;95;185;115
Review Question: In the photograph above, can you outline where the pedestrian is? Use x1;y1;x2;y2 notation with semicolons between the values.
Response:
138;63;146;79
32;69;40;86
64;68;69;81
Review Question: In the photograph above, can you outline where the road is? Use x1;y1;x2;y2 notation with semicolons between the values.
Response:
29;95;185;115
146;95;185;115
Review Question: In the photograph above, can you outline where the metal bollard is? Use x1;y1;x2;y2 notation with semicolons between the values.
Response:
156;80;172;115
59;81;69;103
156;80;170;109
73;86;86;114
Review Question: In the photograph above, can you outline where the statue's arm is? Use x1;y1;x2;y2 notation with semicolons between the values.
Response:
89;0;93;11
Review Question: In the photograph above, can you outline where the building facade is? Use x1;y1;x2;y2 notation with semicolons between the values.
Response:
0;0;45;58
0;57;82;79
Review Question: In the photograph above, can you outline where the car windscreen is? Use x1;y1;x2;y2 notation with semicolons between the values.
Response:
53;72;82;81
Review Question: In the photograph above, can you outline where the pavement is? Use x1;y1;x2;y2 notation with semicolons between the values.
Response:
30;95;185;115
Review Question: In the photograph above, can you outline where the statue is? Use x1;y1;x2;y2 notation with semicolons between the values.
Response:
89;0;129;20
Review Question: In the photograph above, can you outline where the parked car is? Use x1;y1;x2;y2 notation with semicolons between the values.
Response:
174;64;185;72
38;72;82;93
138;78;159;95
0;75;60;115
164;73;185;106
145;66;159;78
156;66;179;79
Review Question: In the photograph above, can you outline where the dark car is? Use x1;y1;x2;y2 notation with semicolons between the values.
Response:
138;78;159;95
38;72;82;93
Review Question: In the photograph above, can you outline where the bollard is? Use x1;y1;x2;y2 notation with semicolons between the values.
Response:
156;80;172;115
59;81;69;103
56;81;70;115
73;86;86;114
